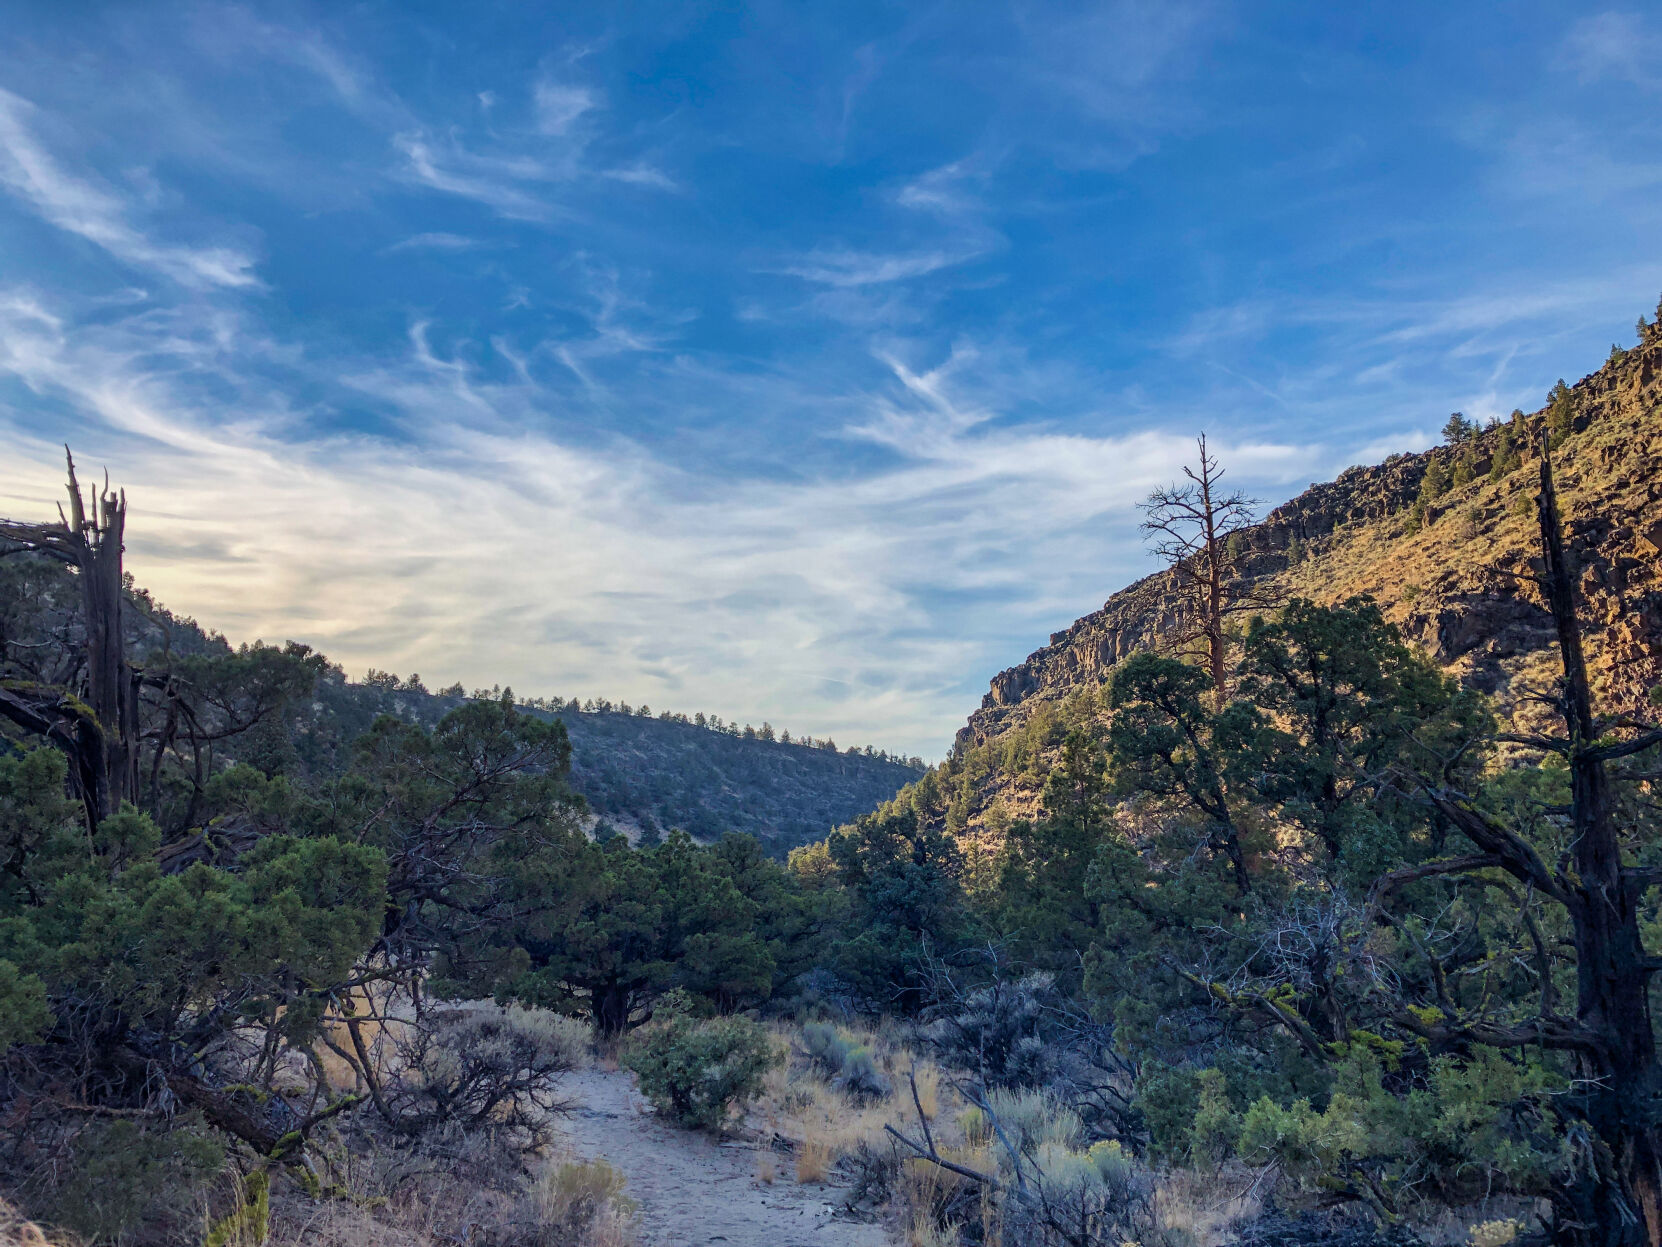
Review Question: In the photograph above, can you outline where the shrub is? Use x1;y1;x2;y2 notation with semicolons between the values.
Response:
524;1158;637;1247
800;1021;891;1101
1235;1050;1563;1216
384;1004;586;1149
624;1009;779;1133
801;1020;854;1076
997;1138;1160;1247
833;1044;891;1103
920;972;1070;1091
0;959;50;1055
1189;1068;1242;1165
983;1088;1082;1154
48;1119;224;1243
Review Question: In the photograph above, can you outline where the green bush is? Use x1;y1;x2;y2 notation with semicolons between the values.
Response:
984;1087;1082;1152
624;1006;779;1132
1235;1050;1563;1216
0;958;50;1054
1135;1065;1203;1162
832;1043;890;1102
1189;1068;1242;1164
801;1020;854;1075
49;1119;224;1242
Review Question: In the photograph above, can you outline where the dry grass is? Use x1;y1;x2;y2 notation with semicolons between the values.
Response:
1151;1165;1262;1244
270;1153;638;1247
0;1198;68;1247
911;1062;941;1120
907;1213;961;1247
753;1019;961;1180
794;1135;833;1184
755;1153;777;1184
525;1157;638;1247
1467;1221;1525;1247
899;1159;967;1247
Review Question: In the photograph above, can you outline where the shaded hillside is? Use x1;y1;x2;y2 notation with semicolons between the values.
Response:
551;708;921;846
0;559;919;854
899;321;1662;845
287;680;922;851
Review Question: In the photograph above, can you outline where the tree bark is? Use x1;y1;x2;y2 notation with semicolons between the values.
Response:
594;982;633;1039
1536;440;1661;1247
0;450;136;830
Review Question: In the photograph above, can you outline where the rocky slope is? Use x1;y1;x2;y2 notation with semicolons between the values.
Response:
944;324;1662;833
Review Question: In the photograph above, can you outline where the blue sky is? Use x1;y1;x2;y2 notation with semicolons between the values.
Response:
0;2;1658;757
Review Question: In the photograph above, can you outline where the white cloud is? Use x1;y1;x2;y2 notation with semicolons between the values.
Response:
393;75;618;221
394;131;560;221
896;160;983;214
0;289;1315;757
533;80;596;135
777;248;975;287
382;231;485;253
0;89;260;290
602;163;679;191
1566;12;1660;88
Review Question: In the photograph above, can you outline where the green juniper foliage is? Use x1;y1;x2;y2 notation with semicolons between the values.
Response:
622;993;779;1133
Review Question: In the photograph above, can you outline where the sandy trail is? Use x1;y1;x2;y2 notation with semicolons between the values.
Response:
557;1067;893;1247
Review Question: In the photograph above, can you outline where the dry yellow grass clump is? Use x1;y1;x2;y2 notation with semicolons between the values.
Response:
750;1019;960;1192
795;1135;834;1184
0;1199;63;1247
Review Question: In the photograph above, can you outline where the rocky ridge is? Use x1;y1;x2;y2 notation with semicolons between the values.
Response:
958;330;1662;761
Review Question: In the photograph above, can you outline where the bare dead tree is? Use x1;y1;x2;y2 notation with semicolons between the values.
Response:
0;448;138;831
1139;433;1269;704
1364;436;1662;1247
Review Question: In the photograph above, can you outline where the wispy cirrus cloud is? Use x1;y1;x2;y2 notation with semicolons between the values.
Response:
392;72;675;221
777;248;977;287
382;231;486;253
1565;12;1661;88
394;131;565;221
0;88;260;289
0;284;1318;756
533;79;596;135
3;1;1661;757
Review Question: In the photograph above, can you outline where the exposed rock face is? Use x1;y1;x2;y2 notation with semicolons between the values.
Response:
959;334;1662;753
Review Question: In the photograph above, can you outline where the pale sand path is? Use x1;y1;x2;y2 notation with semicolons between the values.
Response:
557;1067;893;1247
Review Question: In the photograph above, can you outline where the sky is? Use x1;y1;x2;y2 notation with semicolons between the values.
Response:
0;3;1658;759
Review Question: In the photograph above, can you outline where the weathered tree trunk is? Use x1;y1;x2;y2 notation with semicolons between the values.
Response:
1536;443;1662;1247
65;453;138;818
594;982;632;1039
0;450;136;831
1196;453;1229;708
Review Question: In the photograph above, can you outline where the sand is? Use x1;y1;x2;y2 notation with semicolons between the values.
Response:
556;1067;893;1247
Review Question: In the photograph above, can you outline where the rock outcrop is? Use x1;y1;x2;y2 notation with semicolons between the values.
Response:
959;333;1662;754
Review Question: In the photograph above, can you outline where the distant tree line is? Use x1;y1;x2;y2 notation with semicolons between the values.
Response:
359;669;924;769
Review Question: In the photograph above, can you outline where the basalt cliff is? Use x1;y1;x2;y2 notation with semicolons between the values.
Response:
942;325;1662;834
